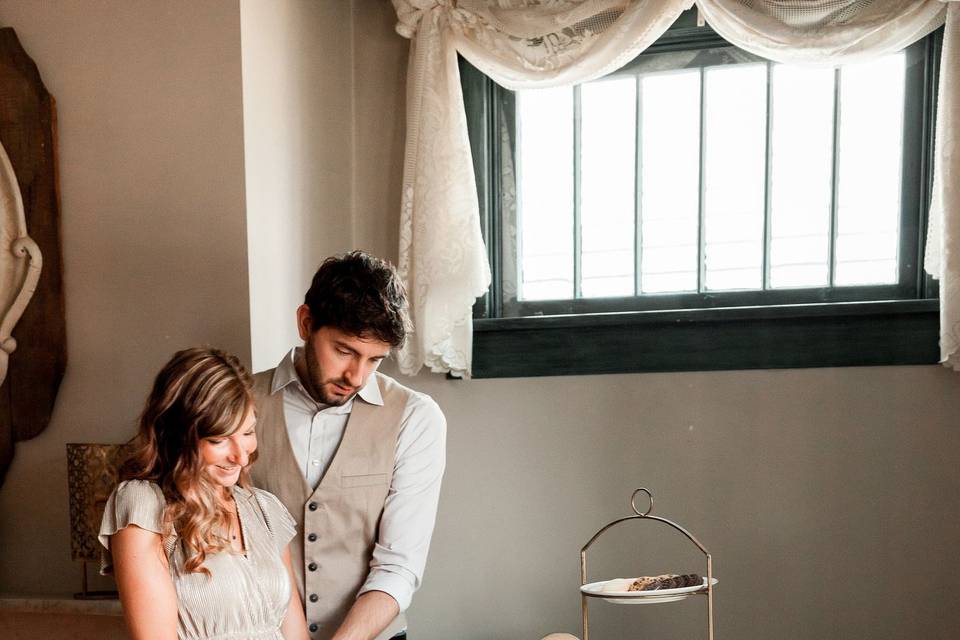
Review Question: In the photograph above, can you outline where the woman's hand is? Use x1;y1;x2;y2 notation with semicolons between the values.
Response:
111;525;178;640
280;544;310;640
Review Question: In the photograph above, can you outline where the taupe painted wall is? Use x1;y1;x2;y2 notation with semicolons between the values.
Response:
0;0;249;594
241;0;355;372
400;366;960;640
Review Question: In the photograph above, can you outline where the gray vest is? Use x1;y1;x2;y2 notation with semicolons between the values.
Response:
250;369;409;640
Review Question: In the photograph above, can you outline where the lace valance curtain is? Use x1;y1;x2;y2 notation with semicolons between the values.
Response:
392;0;956;377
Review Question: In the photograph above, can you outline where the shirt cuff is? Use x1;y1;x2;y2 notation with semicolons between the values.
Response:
358;568;416;612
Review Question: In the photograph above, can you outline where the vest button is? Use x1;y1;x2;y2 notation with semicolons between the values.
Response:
308;502;319;511
309;593;319;603
309;623;318;632
307;533;317;542
308;562;318;571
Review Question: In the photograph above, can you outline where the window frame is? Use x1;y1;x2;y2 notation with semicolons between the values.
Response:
463;21;942;379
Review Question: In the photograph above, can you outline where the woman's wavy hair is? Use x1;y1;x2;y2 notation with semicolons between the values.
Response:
120;347;256;574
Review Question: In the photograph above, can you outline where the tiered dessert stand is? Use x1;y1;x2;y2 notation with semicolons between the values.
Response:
579;488;716;639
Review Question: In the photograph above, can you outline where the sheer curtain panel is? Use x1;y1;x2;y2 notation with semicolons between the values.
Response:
391;0;691;377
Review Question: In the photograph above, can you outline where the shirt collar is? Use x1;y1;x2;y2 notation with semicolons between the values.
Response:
357;370;384;406
271;348;301;395
270;347;384;407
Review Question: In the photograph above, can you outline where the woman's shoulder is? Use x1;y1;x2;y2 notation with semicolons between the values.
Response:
245;485;283;505
99;479;172;573
101;479;167;533
244;486;293;522
241;486;297;548
112;478;166;504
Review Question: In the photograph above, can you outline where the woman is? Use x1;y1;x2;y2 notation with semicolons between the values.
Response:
99;347;309;640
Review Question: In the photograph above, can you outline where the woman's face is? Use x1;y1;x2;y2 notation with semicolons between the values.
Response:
199;408;257;488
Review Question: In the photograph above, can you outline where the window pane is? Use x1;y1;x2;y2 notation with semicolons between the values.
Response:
769;65;834;288
580;77;636;298
703;63;767;290
835;53;905;286
640;69;700;293
516;86;574;300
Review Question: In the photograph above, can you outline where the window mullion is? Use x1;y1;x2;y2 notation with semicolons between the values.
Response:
829;68;842;287
634;75;643;296
697;67;707;293
574;85;583;299
763;63;774;290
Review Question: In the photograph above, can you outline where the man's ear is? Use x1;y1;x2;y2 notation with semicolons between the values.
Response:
296;305;313;341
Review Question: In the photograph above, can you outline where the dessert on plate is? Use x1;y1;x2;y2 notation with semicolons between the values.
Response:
599;573;702;593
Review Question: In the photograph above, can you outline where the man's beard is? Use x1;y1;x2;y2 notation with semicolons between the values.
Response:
302;342;357;406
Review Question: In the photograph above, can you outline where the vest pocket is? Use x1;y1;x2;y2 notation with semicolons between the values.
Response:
341;472;388;488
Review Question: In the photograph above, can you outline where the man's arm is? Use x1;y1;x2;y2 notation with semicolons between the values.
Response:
334;394;447;640
329;591;400;640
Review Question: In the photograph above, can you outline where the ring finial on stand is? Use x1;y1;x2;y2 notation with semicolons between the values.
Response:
631;487;653;516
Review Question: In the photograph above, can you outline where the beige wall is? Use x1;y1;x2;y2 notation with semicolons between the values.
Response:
1;3;959;640
241;0;355;371
398;365;960;640
352;1;405;261
0;0;249;594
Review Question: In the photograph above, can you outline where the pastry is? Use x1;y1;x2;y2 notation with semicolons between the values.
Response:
626;573;701;591
599;578;634;593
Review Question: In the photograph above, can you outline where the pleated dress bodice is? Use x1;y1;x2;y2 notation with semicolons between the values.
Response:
99;480;296;640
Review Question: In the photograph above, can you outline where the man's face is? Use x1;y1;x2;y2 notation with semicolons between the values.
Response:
296;305;392;406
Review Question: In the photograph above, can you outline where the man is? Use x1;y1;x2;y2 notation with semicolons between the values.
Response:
250;251;446;640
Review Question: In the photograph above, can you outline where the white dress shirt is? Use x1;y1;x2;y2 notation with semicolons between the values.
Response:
271;348;446;611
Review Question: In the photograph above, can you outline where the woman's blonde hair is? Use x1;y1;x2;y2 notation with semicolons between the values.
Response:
121;347;255;574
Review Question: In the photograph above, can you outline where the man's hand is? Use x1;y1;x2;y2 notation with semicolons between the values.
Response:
329;590;400;640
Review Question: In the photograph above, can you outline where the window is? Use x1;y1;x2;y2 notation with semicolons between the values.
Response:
463;15;940;378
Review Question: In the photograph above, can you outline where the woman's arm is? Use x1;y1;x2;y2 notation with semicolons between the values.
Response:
280;545;310;640
111;525;178;640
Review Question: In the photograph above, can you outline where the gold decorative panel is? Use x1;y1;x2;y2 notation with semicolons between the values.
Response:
66;443;131;562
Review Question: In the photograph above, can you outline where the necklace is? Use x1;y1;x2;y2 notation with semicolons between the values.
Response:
230;505;239;541
223;496;240;542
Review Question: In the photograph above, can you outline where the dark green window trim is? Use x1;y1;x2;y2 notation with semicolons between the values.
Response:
473;300;938;378
463;17;942;379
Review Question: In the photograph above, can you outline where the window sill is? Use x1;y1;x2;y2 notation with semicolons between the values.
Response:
472;299;939;378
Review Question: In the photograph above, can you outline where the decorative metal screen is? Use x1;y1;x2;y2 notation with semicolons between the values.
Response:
67;443;132;562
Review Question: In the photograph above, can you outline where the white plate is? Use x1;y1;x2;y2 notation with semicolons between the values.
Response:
580;577;718;605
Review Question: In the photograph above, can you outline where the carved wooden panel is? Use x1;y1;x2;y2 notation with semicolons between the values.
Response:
0;27;66;487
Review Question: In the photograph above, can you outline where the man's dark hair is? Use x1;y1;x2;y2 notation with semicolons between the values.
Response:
304;251;408;348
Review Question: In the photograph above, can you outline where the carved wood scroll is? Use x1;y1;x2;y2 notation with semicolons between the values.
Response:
0;27;66;488
1;140;42;386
